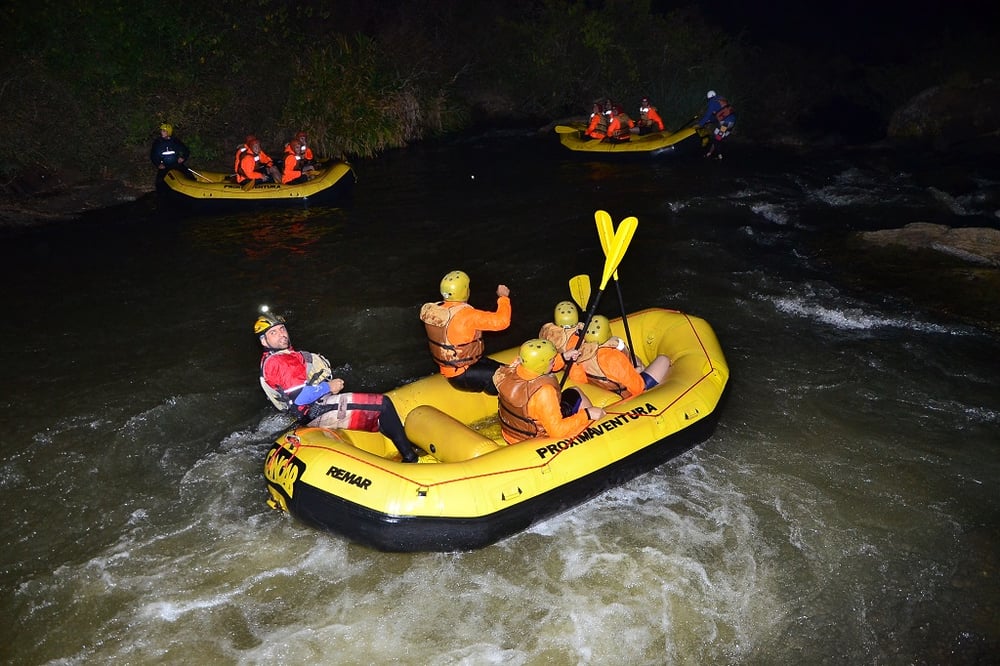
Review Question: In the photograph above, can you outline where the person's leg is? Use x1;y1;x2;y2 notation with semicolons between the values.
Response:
559;387;593;417
446;358;503;395
310;392;420;462
370;395;419;462
642;355;671;384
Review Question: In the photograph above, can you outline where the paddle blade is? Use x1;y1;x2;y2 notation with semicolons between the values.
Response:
241;179;256;191
594;210;614;255
569;274;591;311
554;125;581;134
599;216;638;289
594;209;618;279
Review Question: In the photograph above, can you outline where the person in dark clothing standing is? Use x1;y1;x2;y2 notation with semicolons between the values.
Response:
150;123;191;177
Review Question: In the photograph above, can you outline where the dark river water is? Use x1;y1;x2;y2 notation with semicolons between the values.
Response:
3;133;998;664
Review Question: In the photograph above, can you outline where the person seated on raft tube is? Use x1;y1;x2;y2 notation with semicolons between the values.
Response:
282;132;316;185
255;310;420;463
697;90;736;160
493;339;605;445
235;135;282;184
584;101;610;140
567;315;671;400
605;104;635;142
150;123;191;178
635;97;665;135
420;270;511;395
538;300;585;371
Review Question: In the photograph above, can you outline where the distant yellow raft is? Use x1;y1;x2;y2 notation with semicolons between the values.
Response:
158;160;356;209
555;122;707;156
263;307;729;552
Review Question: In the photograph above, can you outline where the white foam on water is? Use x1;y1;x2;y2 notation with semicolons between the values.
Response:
928;186;969;215
750;202;791;226
767;292;959;334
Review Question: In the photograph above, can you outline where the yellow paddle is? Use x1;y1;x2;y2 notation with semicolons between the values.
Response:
554;125;582;134
595;210;637;366
186;168;212;183
569;274;591;311
560;215;639;388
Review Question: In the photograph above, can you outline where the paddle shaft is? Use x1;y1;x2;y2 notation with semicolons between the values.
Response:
559;286;608;389
611;278;637;366
187;168;212;183
671;116;698;133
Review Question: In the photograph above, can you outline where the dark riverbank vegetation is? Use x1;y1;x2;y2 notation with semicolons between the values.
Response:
2;0;998;193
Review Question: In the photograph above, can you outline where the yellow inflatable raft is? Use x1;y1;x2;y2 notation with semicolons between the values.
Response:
555;122;707;157
263;307;729;551
158;160;356;210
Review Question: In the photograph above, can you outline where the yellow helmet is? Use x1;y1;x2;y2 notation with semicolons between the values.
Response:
553;300;579;328
518;338;558;375
439;270;470;301
584;315;611;344
159;123;173;135
254;311;286;337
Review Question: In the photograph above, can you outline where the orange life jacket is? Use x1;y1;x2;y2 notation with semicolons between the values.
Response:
419;302;485;374
234;144;274;183
494;365;559;442
575;342;629;395
282;143;312;184
608;113;634;140
638;106;664;131
586;113;609;139
715;98;734;122
538;323;579;353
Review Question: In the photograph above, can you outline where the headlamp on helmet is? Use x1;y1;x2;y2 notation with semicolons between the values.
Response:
254;306;286;337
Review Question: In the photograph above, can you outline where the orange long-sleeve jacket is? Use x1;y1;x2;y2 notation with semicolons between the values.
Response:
607;113;635;140
423;296;511;378
640;106;665;131
235;145;275;183
497;364;591;443
569;344;645;398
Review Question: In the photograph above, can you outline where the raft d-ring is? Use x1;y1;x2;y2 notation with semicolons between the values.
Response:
417;487;428;497
284;433;301;450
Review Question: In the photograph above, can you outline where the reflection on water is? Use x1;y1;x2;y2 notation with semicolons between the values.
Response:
183;208;352;262
2;139;999;663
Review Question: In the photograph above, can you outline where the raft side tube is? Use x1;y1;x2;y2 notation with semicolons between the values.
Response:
404;405;502;462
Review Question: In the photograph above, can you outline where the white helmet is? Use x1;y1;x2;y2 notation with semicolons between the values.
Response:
707;90;717;99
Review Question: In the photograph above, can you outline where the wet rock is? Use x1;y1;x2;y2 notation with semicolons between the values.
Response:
858;222;1000;267
888;79;1000;154
849;222;1000;332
